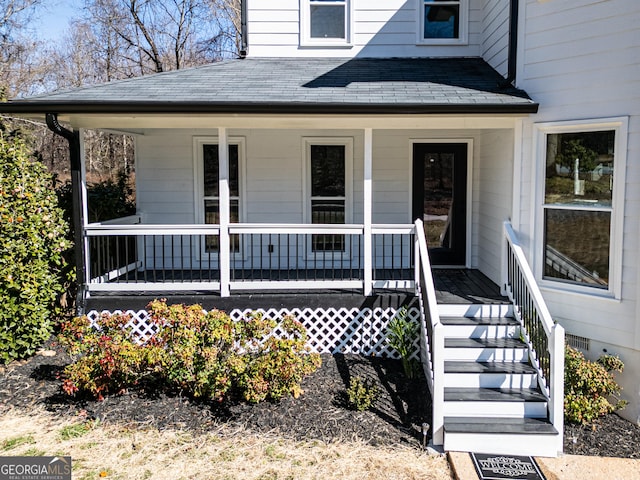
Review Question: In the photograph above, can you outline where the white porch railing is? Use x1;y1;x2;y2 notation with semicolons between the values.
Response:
83;220;415;295
503;220;565;453
413;219;445;445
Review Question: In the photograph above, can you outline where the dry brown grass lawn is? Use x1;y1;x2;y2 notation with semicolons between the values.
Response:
0;408;452;480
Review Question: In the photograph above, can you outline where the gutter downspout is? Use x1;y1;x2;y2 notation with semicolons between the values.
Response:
239;0;248;58
45;113;87;315
499;0;519;88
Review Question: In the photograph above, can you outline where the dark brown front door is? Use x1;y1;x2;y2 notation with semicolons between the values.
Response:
413;143;468;266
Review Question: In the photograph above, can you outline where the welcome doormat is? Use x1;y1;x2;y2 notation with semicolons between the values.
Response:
470;453;547;480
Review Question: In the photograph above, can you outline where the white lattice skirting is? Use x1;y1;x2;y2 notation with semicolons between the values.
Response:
86;307;421;358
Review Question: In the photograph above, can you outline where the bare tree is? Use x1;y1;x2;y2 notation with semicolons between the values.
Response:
83;0;228;76
206;0;241;57
0;0;45;98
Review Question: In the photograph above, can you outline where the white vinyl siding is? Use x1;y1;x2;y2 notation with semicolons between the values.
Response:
476;129;513;283
515;0;640;359
480;0;509;77
247;0;486;58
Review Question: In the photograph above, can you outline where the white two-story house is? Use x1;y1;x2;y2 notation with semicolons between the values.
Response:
1;0;638;457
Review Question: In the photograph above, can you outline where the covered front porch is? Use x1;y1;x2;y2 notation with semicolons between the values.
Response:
76;116;523;308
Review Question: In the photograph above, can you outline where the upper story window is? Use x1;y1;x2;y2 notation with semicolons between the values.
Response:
419;0;468;45
301;0;351;47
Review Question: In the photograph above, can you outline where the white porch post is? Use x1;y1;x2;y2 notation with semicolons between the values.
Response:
364;128;373;296
218;128;231;297
79;131;91;291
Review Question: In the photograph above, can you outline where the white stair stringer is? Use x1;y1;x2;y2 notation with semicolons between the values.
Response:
438;305;560;457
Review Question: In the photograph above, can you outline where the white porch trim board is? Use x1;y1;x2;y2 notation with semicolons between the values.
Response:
218;127;231;297
364;127;373;296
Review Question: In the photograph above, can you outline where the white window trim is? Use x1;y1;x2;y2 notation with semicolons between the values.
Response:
409;138;474;268
302;137;354;260
533;117;628;299
416;0;469;46
193;136;246;263
300;0;353;48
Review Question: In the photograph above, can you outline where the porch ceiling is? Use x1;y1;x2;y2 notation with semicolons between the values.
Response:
0;58;538;120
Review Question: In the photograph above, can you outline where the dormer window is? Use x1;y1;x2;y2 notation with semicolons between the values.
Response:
301;0;351;47
419;0;468;45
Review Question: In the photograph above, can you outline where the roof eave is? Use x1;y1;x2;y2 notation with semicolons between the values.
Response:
0;101;539;116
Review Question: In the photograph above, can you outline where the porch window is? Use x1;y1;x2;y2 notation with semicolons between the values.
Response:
419;0;467;44
202;143;240;253
538;119;627;296
301;0;350;46
305;139;353;252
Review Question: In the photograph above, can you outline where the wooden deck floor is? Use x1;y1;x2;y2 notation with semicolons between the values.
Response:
432;269;508;305
85;269;507;311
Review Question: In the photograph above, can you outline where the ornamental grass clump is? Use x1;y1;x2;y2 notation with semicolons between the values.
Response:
58;300;321;404
0;130;72;363
564;345;627;425
386;308;419;379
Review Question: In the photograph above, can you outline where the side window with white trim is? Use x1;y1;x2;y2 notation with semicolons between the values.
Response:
201;143;240;253
304;138;353;253
538;119;627;296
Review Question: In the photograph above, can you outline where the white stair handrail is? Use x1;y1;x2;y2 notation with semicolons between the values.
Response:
503;220;564;455
414;219;445;446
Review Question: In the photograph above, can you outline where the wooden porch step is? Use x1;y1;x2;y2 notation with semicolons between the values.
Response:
440;316;519;326
444;361;536;375
441;316;520;339
444;387;547;403
443;361;537;388
443;387;548;418
444;337;527;349
443;416;558;435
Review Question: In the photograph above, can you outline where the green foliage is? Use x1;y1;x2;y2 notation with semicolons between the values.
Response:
386;308;419;379
2;435;35;451
58;311;164;400
58;300;321;404
555;138;599;172
55;170;136;225
0;131;72;363
235;315;322;403
151;301;238;402
346;376;378;412
564;345;627;425
59;421;98;441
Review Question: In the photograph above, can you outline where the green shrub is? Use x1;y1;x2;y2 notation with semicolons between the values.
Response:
58;300;321;404
564;345;627;425
151;301;240;402
58;311;164;400
235;314;322;403
55;170;135;226
346;376;378;412
386;308;419;379
0;131;72;363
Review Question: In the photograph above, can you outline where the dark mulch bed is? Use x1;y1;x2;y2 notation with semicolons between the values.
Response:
0;340;429;447
1;339;639;458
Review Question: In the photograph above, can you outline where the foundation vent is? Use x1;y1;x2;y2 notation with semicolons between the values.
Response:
566;333;590;351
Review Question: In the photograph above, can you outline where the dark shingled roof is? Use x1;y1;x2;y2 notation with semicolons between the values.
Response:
0;57;538;115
